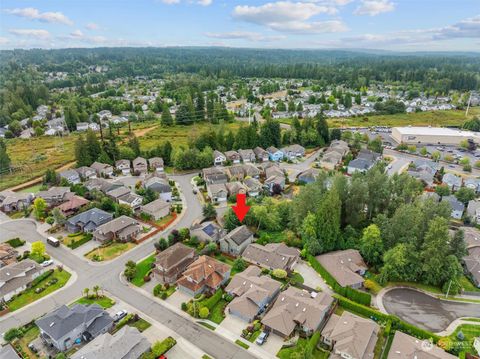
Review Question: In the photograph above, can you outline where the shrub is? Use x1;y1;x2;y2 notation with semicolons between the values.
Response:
152;337;177;356
46;217;54;225
271;269;287;279
199;307;210;319
4;328;22;341
161;292;167;300
202;289;223;310
153;284;162;296
6;238;25;248
181;302;187;311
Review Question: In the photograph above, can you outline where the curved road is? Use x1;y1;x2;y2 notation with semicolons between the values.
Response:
0;173;253;359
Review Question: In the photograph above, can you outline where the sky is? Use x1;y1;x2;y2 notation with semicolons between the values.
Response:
0;0;479;51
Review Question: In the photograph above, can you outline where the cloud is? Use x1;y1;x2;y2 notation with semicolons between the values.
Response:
205;31;286;42
5;7;73;25
232;1;346;34
433;15;480;40
196;0;212;5
0;37;9;45
159;0;212;5
85;23;99;30
70;29;84;38
354;0;395;16
9;29;51;39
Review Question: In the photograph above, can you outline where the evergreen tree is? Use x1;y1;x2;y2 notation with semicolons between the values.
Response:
74;136;92;167
315;189;341;253
315;113;329;144
195;91;205;121
161;103;173;126
85;129;101;163
0;139;10;173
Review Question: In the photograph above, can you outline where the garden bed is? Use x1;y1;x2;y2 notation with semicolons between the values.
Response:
153;283;176;299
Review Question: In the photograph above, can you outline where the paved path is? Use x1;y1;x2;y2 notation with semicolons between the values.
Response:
0;172;257;359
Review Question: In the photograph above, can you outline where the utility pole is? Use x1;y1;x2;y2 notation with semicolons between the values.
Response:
445;280;452;299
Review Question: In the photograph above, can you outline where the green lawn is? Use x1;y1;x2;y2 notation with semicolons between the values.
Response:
74;295;115;309
235;339;250;350
62;233;92;249
277;338;330;359
85;242;136;261
17;184;43;193
441;323;480;354
130;318;152;332
199;321;216;330
132;254;156;287
13;324;40;359
208;299;227;324
459;275;480;292
8;269;71;311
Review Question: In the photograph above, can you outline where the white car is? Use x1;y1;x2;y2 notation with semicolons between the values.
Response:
41;260;54;267
113;310;128;322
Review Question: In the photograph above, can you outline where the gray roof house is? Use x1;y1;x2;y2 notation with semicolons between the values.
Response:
225;150;241;164
282;144;305;159
464;246;480;288
244;177;262;197
58;169;81;184
319;151;343;170
0;344;21;359
0;259;45;302
238;149;256;163
116;159;131;175
242;243;300;272
106;186;131;201
225;266;281;322
0;190;34;213
321;311;379;358
36;304;113;352
141;198;171;220
213;150;226;166
225;181;247;197
443;173;462;191
220;225;254;256
76;166;97;181
316;249;368;289
37;187;72;207
203;167;228;185
132;157;148;175
347;158;375;175
190;221;226;243
118;193;143;210
93;215;141;243
91;162;114;178
66;208;113;233
467;200;480;223
207;183;228;203
71;326;150;359
253;147;269;162
226;165;247;181
144;175;172;202
243;163;261;178
387;331;457;359
154;242;196;284
443;195;465;220
465;178;480;193
297;168;320;184
329;140;349;157
148;157;164;172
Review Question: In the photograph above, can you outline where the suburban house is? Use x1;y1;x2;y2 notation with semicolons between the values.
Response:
242;243;300;272
154;243;196;284
148;157;164;172
321;311;379;359
76;166;97;181
91;162;114;178
36;304;114;352
225;150;241;164
465;178;480;193
132;157;148;175
213;150;227;166
407;161;438;187
116;159;131;175
93;215;141;243
225;181;247;197
226;165;247;181
267;146;284;162
464;246;480;288
328;140;349;157
0;243;18;267
319;151;343;170
244;178;263;197
347;158;375;175
443;173;462;191
190;221;226;243
0;344;20;359
37;187;72;207
219;225;254;256
265;174;286;193
66;208;113;233
106;186;131;202
316;249;368;289
54;195;90;217
243;163;261;178
144;175;172;202
71;326;150;359
58;169;81;184
238;149;256;163
253;147;269;162
202;167;228;185
387;331;457;359
467;200;480;223
0;190;34;213
85;178;122;193
225;266;281;322
0;259;45;302
297;168;320;184
443;195;465;219
281;144;305;160
118;193;143;210
141;198;171;220
357;149;381;162
176;255;230;296
262;287;334;338
207;183;228;203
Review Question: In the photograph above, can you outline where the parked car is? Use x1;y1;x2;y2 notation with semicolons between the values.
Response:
113;310;128;322
41;260;54;267
255;331;269;345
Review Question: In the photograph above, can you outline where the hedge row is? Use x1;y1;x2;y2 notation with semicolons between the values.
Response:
335;295;440;343
201;289;223;311
67;233;93;249
307;254;371;306
30;269;54;287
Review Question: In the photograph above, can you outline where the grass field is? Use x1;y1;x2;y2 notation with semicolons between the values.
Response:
75;295;115;308
130;318;152;332
132;254;156;287
8;269;71;311
277;338;329;359
441;323;480;354
208;299;227;324
62;233;92;249
86;242;136;262
17;183;43;193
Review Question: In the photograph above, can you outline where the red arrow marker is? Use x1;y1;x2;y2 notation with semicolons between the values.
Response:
232;193;250;222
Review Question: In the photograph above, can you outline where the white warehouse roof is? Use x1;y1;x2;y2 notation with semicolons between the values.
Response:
393;126;480;139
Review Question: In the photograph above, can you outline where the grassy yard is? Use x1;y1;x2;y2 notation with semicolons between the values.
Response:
277;338;330;359
17;183;44;193
85;242;136;261
209;299;227;324
155;213;176;227
132;254;156;287
199;321;216;330
459;275;480;292
62;232;93;249
7;269;71;311
440;323;480;354
74;295;115;309
130;318;152;332
12;324;40;359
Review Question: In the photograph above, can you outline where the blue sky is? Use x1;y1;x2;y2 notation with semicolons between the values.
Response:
0;0;479;51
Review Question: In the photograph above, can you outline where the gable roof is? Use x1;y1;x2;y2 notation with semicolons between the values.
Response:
155;242;195;270
316;249;367;287
225;225;253;246
387;331;456;359
464;246;480;286
55;195;89;213
0;259;43;297
142;198;170;213
66;207;112;227
177;255;230;291
242;243;300;270
94;215;138;236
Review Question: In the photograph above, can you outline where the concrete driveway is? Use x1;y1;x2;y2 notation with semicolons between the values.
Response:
295;261;332;294
258;333;285;356
218;312;247;335
166;289;192;308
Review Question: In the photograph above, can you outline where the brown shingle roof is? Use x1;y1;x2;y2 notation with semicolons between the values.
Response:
155;243;195;270
176;255;229;292
242;243;300;271
387;331;456;359
316;249;367;287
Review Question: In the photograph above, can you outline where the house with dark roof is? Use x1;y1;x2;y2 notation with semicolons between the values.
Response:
316;249;368;289
144;175;172;202
190;221;226;243
70;326;150;359
253;147;269;162
225;266;281;322
0;190;34;213
36;304;113;352
242;243;300;272
154;243;196;284
220;225;254;256
0;259;45;302
66;208;113;233
132;157;148;175
238;149;256;163
347;158;375;175
58;169;81;185
91;162;114;178
93;215;141;243
55;195;89;217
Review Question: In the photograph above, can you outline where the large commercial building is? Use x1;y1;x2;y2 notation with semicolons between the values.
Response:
391;126;480;145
